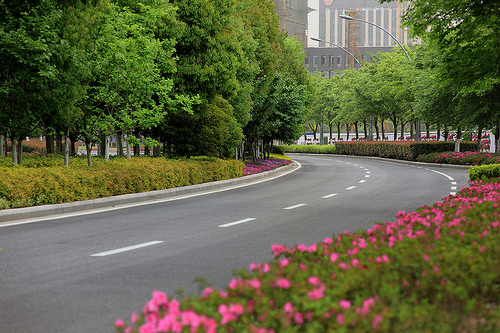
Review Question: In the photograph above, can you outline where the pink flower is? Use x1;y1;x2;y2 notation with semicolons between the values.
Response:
479;245;486;252
423;254;430;262
294;312;304;324
115;319;124;328
336;313;345;325
308;276;320;287
372;314;383;328
275;278;292;289
330;253;340;262
308;287;325;300
284;302;294;313
339;300;351;309
280;258;289;268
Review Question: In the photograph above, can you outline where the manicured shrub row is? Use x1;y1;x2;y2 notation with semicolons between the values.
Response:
0;157;245;209
417;151;500;166
335;141;477;161
280;141;477;161
116;180;500;333
469;164;500;182
279;144;336;154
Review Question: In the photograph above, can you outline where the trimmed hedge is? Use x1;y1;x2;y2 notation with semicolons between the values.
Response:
0;156;244;209
280;142;477;161
335;141;477;161
469;164;500;182
279;145;337;154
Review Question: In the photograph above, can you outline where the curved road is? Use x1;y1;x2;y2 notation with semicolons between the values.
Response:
0;155;470;332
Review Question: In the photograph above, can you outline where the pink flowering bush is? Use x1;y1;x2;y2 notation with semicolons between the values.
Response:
417;151;500;166
243;157;291;176
117;179;500;332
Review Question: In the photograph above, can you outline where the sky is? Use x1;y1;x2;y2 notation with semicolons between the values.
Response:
308;0;320;47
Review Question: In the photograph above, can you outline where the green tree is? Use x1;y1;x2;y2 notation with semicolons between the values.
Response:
0;0;70;164
389;0;500;150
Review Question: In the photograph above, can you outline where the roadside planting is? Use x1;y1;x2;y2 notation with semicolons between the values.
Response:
116;178;500;332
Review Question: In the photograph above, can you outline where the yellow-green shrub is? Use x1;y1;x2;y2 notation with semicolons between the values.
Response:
0;156;244;209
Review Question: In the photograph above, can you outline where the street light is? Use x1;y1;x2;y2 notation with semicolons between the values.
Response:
339;14;418;141
310;37;361;65
310;37;361;145
339;14;411;61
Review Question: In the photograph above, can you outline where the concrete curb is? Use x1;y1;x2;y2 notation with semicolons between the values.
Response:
285;153;472;170
0;162;299;223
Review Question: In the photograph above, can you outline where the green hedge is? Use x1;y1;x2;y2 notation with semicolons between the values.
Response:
469;164;500;182
281;142;477;161
0;156;244;209
279;145;336;154
335;141;477;161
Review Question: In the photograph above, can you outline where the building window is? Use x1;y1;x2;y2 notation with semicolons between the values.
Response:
330;55;335;65
304;57;309;65
321;55;327;65
312;56;318;66
329;70;335;77
337;55;342;64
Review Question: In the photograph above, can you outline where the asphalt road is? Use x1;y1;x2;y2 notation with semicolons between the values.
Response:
0;155;470;333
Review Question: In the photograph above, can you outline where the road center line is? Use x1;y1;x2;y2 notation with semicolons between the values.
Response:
359;180;366;183
91;241;163;257
345;186;356;190
284;204;306;210
322;193;338;198
218;218;256;228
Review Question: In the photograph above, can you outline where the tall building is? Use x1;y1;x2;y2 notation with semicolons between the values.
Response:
305;0;414;77
272;0;314;48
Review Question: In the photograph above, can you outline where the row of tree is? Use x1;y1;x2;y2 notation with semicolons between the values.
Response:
306;0;499;152
0;0;310;165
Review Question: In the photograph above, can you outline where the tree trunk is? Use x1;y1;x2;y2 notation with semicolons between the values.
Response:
363;120;368;139
496;124;500;154
126;133;132;159
410;122;414;140
86;143;93;167
444;126;449;142
11;136;18;164
117;130;124;156
437;127;441;141
354;121;359;140
0;134;4;156
337;122;341;140
46;134;55;154
17;139;23;165
400;120;405;140
426;122;430;140
56;133;63;154
374;119;380;140
104;135;110;161
69;133;78;155
477;128;483;152
64;129;70;167
345;123;350;141
392;120;397;141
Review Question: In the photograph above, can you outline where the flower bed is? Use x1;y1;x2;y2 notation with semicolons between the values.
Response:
417;151;500;166
243;157;291;176
116;180;500;332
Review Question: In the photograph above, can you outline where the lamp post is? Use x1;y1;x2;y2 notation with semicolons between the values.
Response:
339;14;411;61
310;37;361;145
310;37;361;65
339;14;419;141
